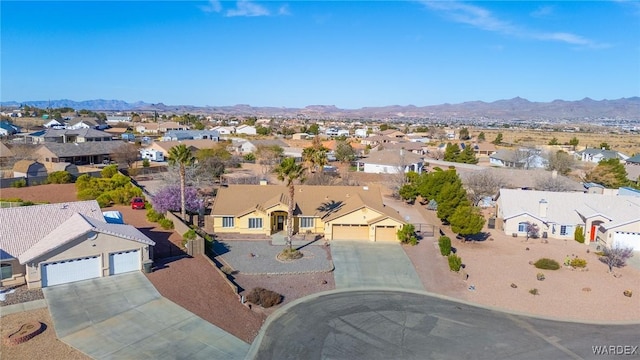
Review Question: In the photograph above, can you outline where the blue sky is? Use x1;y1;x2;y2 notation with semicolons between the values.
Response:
2;1;639;109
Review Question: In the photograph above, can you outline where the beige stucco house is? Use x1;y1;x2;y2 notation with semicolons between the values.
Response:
496;189;640;251
210;184;405;242
0;201;155;289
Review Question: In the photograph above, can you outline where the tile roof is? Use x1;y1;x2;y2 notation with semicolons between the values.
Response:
0;201;105;260
43;128;113;139
212;184;404;223
39;141;127;157
360;149;423;166
17;213;155;263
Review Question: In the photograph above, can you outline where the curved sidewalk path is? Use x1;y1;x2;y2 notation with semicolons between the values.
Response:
247;288;640;360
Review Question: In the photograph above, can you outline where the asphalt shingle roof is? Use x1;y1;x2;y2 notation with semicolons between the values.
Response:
40;141;127;157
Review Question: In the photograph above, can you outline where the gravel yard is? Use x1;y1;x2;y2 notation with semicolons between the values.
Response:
0;308;89;360
0;285;44;306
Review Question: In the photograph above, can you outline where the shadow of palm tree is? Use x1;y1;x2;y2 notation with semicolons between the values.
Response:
317;200;344;214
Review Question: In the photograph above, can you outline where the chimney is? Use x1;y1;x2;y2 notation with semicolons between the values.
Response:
539;199;548;218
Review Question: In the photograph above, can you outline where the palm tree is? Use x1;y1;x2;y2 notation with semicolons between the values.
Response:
167;144;195;220
273;157;306;251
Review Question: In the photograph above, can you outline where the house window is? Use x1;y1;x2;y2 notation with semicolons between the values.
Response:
248;218;263;229
518;222;529;232
560;225;568;236
300;217;314;228
222;217;234;228
0;263;12;280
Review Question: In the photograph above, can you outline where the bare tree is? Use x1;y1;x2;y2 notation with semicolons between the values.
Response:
599;245;634;273
255;145;283;176
111;143;140;168
545;150;575;175
535;173;576;192
514;147;540;169
463;170;507;206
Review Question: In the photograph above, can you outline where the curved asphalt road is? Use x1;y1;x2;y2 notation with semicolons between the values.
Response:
248;289;639;360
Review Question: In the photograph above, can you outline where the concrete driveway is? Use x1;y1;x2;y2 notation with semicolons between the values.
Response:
43;272;249;359
331;241;424;291
248;289;640;360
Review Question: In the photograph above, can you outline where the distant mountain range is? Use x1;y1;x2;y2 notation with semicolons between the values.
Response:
2;97;639;122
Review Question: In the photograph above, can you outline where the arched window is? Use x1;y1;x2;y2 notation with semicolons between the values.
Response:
518;222;529;233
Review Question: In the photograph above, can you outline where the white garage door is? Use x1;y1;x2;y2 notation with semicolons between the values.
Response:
41;256;101;287
614;232;640;251
109;250;140;275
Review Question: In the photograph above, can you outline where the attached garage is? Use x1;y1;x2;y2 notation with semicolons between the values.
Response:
41;256;101;287
375;226;398;242
109;250;140;275
332;224;369;241
613;232;640;251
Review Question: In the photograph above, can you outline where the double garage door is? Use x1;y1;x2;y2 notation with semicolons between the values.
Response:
332;225;369;241
41;250;140;287
614;232;640;251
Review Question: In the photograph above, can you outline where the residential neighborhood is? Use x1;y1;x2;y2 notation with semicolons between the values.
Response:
1;103;639;359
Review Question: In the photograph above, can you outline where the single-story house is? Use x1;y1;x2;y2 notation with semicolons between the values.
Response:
39;128;114;144
379;142;426;155
161;130;220;142
36;141;128;165
66;117;101;130
145;139;223;158
239;139;288;154
378;129;405;139
106;116;132;123
212;126;235;135
495;188;640;250
576;148;629;163
43;119;64;128
0;200;155;289
625;154;640;166
292;133;310;140
12;160;48;178
357;149;424;174
210;184;405;242
235;125;257;135
472;143;497;157
0;120;21;135
135;122;185;135
489;149;547;169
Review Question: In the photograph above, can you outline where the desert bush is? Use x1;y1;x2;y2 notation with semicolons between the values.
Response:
47;171;73;184
397;224;418;245
438;236;452;256
570;258;587;268
183;229;197;241
158;218;174;230
11;179;26;188
536;272;545;281
529;288;539;295
246;288;283;308
95;193;112;208
574;226;585;244
448;253;462;272
101;164;118;178
534;258;560;270
142;158;150;168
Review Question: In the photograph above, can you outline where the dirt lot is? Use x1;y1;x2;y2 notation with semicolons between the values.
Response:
0;183;78;203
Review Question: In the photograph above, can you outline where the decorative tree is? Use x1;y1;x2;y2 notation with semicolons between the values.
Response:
599;245;634;273
584;158;629;188
450;205;485;239
574;226;585;244
568;137;579;151
491;133;503;145
273;157;306;251
167;144;195;220
436;180;469;224
396;224;418;245
152;185;202;214
443;143;461;162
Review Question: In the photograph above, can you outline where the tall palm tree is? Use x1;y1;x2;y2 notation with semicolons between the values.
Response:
167;144;195;220
273;157;306;251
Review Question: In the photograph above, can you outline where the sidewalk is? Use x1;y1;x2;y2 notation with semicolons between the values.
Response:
0;299;48;317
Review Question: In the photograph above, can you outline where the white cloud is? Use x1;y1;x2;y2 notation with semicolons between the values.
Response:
199;0;222;13
530;5;555;18
278;4;291;16
419;1;608;49
225;1;270;17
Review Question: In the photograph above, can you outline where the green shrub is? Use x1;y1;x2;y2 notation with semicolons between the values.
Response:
158;218;174;230
529;288;539;295
146;209;164;222
438;236;451;256
75;174;92;191
11;179;26;188
183;229;197;241
534;258;560;270
142;158;150;168
95;193;112;208
574;225;585;244
246;288;283;308
397;224;418;245
47;171;73;184
570;258;587;268
243;153;256;161
101;164;118;178
448;253;462;272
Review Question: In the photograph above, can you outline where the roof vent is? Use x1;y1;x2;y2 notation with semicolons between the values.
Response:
61;204;68;209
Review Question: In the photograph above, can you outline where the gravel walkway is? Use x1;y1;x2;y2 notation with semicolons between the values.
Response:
215;241;334;275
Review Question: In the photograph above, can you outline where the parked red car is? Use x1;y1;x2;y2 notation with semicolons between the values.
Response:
131;197;145;210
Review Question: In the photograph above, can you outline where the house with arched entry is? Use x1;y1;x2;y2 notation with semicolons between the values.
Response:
210;184;406;242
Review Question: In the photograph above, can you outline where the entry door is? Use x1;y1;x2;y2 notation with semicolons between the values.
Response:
277;216;285;231
590;225;597;241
